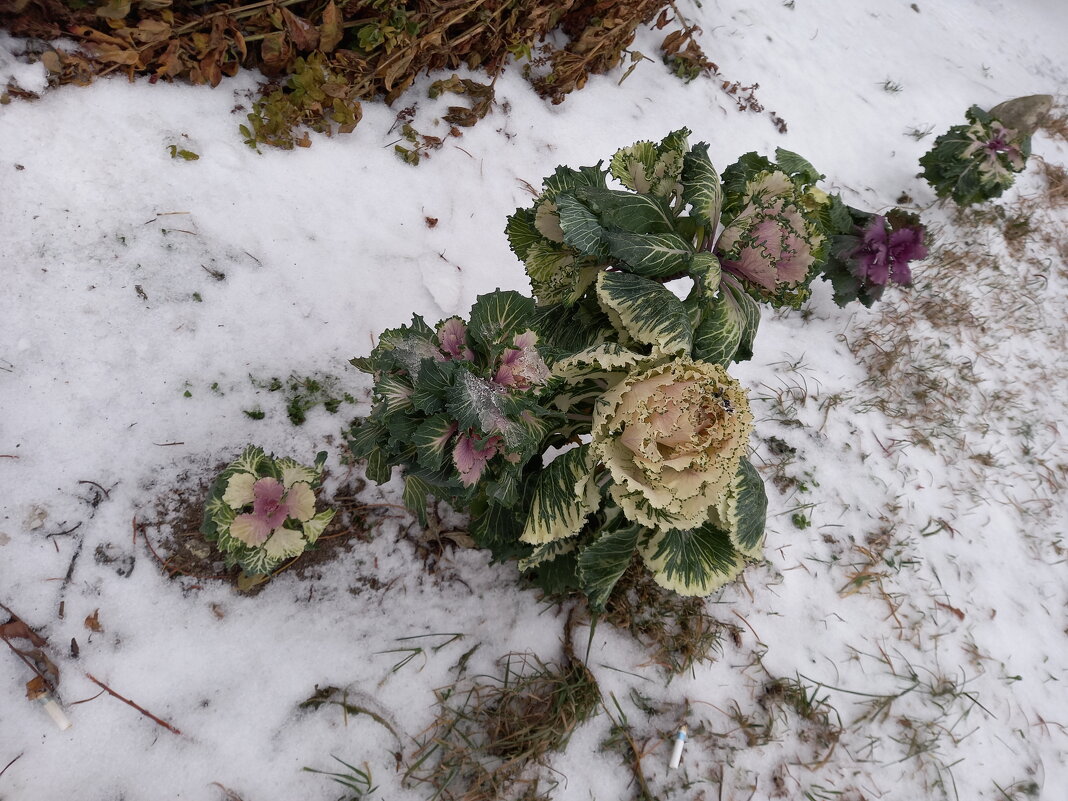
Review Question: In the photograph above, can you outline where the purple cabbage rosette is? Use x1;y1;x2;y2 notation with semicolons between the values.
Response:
821;199;927;307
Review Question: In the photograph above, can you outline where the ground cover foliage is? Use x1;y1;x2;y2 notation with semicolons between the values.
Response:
0;0;718;147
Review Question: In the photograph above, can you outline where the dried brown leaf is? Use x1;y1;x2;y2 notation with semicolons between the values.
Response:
0;619;47;647
91;43;140;66
84;609;104;633
134;19;172;46
260;32;292;76
319;1;343;54
282;8;319;52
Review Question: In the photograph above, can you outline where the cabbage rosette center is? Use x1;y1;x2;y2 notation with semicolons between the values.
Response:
592;359;753;529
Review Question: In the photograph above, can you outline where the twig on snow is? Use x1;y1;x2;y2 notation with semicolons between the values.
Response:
85;673;183;736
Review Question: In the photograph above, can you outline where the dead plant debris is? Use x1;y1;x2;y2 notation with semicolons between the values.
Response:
0;0;726;149
405;610;600;801
603;560;741;676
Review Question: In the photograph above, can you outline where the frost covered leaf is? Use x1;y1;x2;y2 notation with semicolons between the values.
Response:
577;525;642;610
641;520;744;596
603;230;694;277
520;445;599;545
682;142;723;230
467;291;535;352
595;272;693;356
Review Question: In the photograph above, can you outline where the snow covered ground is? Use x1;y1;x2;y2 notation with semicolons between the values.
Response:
1;1;1066;799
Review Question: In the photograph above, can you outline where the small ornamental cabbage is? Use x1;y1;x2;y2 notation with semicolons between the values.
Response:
919;104;1032;206
821;200;927;307
716;153;830;309
201;446;335;577
346;291;562;522
592;359;753;531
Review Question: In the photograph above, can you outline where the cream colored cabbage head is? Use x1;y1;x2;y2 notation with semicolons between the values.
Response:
592;359;753;529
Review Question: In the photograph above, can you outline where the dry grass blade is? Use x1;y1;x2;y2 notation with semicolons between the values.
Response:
405;611;600;801
603;560;741;676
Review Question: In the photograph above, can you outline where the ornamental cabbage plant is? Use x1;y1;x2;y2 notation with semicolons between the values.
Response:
346;293;562;524
201;446;335;577
351;129;915;610
919;104;1032;206
820;200;927;307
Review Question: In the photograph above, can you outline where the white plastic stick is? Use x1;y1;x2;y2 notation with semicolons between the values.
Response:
668;724;687;769
39;695;72;731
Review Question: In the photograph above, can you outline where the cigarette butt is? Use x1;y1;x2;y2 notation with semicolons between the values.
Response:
39;696;72;731
668;724;687;769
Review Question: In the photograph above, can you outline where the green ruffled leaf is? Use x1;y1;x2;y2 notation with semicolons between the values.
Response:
577;525;643;611
520;445;599;545
690;294;743;367
595;271;693;356
525;243;600;306
403;473;434;526
576;188;677;234
556;193;608;257
531;299;615;356
365;448;391;484
467;290;535;352
303;509;335;545
688;251;722;295
519;537;580;572
542;163;608;199
682;142;723;230
410;359;455;414
413;414;457;472
724;275;761;362
692;273;761;365
720;151;775;220
609;129;690;197
730;459;767;558
775;147;823;184
347;418;387;460
640;521;744;596
528;548;582;596
377;374;416;414
505;207;541;261
603;230;694;278
552;343;646;380
609;140;657;192
229;445;267;477
469;499;526;560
